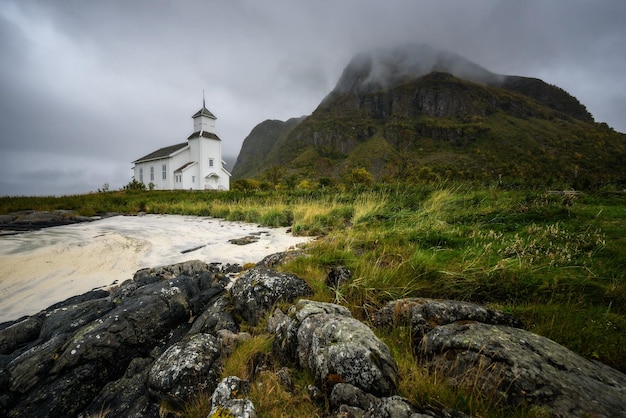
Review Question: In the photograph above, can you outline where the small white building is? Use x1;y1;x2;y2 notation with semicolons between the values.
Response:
132;101;230;190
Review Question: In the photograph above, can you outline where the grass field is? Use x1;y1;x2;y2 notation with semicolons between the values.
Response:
2;183;624;417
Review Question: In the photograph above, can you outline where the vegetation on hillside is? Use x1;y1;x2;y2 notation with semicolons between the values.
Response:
233;72;626;189
1;182;624;417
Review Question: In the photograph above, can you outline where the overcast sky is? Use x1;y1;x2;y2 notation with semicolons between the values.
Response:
1;0;624;196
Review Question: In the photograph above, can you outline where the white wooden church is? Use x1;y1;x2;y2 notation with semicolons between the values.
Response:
132;100;231;190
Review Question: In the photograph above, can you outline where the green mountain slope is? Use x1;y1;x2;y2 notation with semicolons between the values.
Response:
232;117;304;179
233;45;625;188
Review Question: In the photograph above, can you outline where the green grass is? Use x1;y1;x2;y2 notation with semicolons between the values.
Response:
2;183;625;416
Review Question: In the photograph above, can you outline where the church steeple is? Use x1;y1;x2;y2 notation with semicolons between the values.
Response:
192;90;216;134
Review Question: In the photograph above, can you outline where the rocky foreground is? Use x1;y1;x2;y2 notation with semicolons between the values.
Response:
1;255;625;417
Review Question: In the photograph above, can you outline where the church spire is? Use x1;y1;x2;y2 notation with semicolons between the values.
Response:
192;91;217;133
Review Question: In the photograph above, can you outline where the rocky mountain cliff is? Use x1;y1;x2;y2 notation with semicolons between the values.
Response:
232;44;625;187
232;117;304;179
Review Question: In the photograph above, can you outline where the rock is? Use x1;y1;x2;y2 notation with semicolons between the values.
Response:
208;376;257;418
10;361;106;417
230;267;313;325
0;210;100;232
130;259;216;286
0;316;42;355
265;307;289;334
325;266;351;288
257;249;305;268
419;322;626;418
373;298;522;340
216;329;252;358
330;383;469;418
79;357;159;418
188;293;238;335
276;367;294;393
148;333;221;406
229;235;259;245
307;384;324;403
6;334;68;394
4;261;225;417
49;275;208;376
39;297;115;340
274;299;398;396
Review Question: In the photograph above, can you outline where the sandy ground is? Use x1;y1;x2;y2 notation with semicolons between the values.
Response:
0;214;313;323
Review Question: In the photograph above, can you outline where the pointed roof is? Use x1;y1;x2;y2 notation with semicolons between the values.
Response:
192;106;216;119
192;95;216;119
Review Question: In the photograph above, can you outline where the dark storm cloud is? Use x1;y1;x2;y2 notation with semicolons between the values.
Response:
0;0;624;195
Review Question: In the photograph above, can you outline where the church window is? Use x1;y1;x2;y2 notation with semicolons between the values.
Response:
192;176;196;183
139;168;143;182
162;164;167;180
150;166;154;181
209;158;214;167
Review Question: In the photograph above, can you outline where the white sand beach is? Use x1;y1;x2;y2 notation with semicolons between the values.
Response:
0;215;312;323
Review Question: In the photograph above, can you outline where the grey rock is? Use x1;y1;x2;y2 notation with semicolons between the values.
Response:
4;261;225;417
0;316;42;355
257;249;304;268
373;298;522;340
325;266;351;288
39;297;115;340
10;361;105;418
6;335;67;394
230;266;313;325
187;293;238;336
229;235;259;245
148;333;221;406
329;383;469;418
79;357;159;418
49;275;203;377
274;300;398;396
216;329;252;358
307;384;324;403
265;307;288;334
276;367;294;393
419;322;626;418
209;376;256;418
130;259;216;287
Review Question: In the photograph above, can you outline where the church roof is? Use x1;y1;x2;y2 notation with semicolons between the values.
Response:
187;131;221;140
174;161;196;172
133;142;188;163
192;106;216;119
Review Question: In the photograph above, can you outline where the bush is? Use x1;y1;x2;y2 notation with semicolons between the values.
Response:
123;179;146;191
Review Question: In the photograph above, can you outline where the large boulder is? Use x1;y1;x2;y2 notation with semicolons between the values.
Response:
419;322;626;418
148;333;221;406
373;298;522;341
273;300;398;396
230;266;313;325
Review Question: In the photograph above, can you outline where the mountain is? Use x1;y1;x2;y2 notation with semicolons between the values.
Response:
232;117;304;179
232;44;625;187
